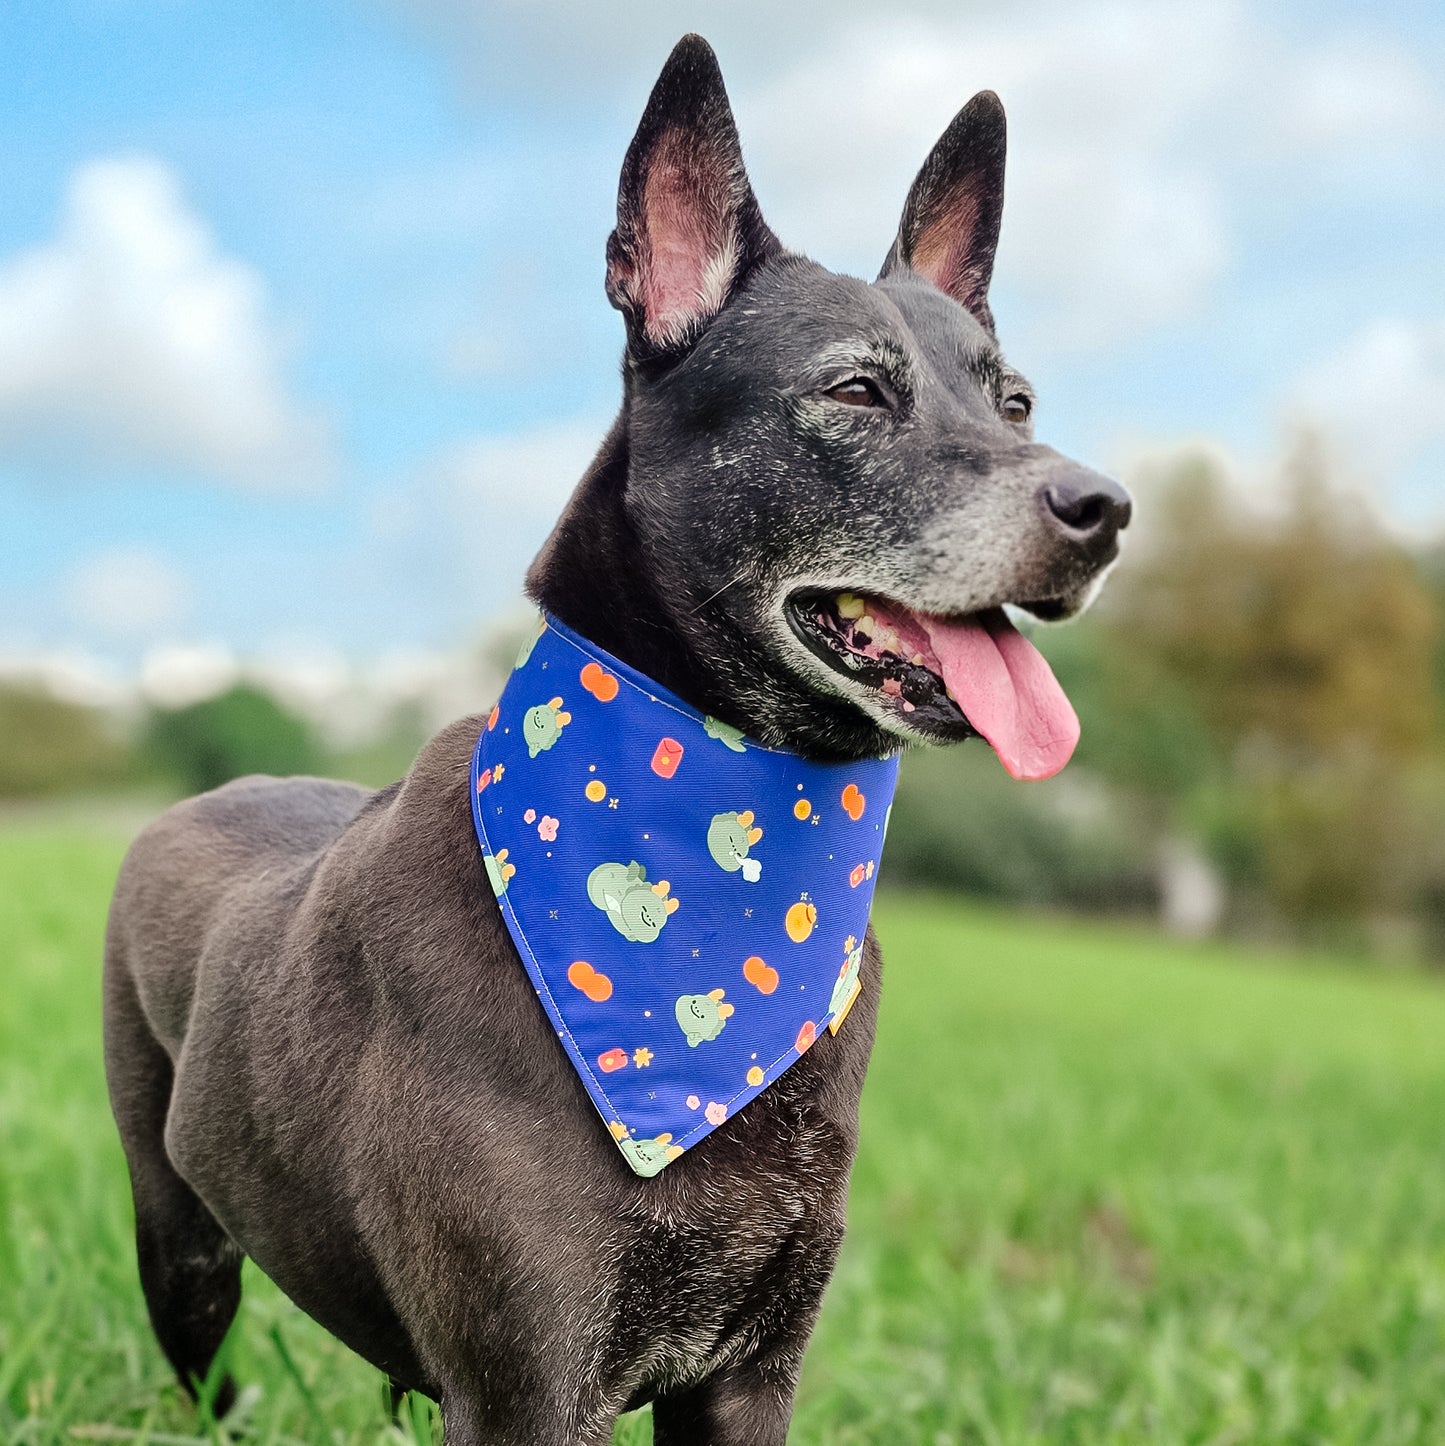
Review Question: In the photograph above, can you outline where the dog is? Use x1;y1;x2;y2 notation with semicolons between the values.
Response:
104;34;1129;1445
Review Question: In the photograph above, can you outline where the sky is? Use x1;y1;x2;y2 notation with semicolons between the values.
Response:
2;0;1443;687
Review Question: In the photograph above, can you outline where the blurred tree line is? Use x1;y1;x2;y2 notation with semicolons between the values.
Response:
0;683;421;804
891;441;1444;958
2;442;1441;960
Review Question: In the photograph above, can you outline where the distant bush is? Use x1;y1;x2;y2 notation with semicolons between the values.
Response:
145;685;321;795
886;744;1157;914
0;685;133;798
1078;443;1441;947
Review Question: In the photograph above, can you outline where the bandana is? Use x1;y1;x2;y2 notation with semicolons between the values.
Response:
470;615;899;1177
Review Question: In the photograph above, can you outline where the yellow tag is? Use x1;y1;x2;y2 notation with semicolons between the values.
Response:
828;976;862;1035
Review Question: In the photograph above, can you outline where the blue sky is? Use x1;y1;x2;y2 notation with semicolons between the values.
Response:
2;0;1443;679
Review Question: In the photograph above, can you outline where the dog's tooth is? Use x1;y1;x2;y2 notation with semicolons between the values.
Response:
912;653;924;666
857;613;876;636
836;593;866;619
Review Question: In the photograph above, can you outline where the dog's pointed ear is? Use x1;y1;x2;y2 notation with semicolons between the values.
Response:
606;34;782;360
880;91;1007;333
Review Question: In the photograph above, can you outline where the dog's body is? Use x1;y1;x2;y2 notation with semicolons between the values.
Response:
105;36;1128;1444
107;741;876;1441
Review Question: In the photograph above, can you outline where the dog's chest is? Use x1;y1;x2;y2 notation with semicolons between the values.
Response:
470;618;897;1179
604;1156;846;1394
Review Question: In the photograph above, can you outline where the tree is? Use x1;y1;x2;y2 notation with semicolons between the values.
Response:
145;685;321;796
1078;440;1438;939
0;686;133;798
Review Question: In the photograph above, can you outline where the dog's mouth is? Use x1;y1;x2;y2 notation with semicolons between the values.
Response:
785;589;1081;780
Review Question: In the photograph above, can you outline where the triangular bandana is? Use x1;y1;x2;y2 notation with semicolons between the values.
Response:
470;615;899;1176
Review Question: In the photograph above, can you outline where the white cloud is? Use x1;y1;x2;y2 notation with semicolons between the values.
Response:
64;546;192;641
431;418;602;521
242;645;508;751
738;1;1440;350
397;0;1441;355
0;157;332;489
1281;36;1444;148
1287;317;1445;499
139;643;241;709
0;648;131;710
371;415;605;605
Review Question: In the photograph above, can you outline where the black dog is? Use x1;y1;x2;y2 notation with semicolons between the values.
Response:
104;35;1128;1444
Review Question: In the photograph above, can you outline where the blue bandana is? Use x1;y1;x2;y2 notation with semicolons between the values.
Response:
470;615;899;1176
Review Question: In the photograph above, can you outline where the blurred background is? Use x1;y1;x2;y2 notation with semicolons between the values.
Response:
3;0;1442;959
4;4;1445;1443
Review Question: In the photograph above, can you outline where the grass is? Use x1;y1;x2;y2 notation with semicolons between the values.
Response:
3;824;1444;1445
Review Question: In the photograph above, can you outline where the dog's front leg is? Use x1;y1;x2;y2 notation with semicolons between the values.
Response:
651;1349;806;1446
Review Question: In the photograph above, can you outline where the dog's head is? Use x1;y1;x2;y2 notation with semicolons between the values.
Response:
532;35;1130;775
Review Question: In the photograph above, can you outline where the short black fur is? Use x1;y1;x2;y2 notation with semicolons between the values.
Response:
104;34;1129;1444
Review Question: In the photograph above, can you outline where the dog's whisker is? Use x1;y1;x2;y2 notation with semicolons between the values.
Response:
690;576;744;614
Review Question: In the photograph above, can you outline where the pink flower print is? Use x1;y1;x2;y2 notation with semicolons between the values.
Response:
538;815;559;842
704;1101;727;1126
523;808;537;824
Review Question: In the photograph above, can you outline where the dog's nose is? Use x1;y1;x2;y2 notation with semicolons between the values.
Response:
1041;469;1132;551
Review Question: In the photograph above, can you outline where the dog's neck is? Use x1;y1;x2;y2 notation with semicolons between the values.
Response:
526;413;896;761
524;416;719;707
470;613;899;1175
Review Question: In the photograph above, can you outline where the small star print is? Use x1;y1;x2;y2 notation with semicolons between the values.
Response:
811;815;820;825
691;948;700;958
633;1048;653;1068
608;797;619;809
743;907;753;918
548;909;559;920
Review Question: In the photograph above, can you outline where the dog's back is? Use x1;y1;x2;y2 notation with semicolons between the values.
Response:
105;714;872;1430
108;775;373;1053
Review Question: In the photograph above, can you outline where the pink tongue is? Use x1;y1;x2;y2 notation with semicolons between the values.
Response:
919;609;1080;781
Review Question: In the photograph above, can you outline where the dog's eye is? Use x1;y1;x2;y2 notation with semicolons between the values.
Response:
826;379;887;409
1002;393;1032;425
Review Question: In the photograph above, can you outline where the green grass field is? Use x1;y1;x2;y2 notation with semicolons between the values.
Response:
3;825;1444;1445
